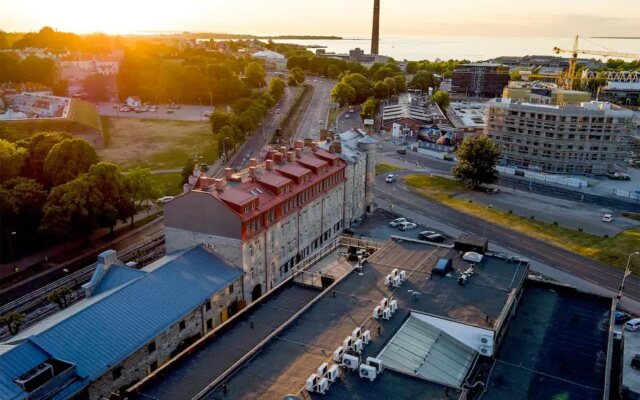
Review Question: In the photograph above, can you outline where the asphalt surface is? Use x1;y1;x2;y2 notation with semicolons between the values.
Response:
292;77;334;141
374;171;640;311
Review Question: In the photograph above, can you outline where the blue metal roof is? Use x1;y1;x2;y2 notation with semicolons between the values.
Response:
0;341;50;400
4;246;243;393
92;264;147;296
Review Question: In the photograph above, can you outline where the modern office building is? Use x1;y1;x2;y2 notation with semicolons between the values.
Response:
451;63;510;98
164;132;376;303
486;98;634;174
502;81;591;105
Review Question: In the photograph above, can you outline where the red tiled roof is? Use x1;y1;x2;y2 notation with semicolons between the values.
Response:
218;187;256;206
257;174;292;188
276;164;310;178
296;156;327;169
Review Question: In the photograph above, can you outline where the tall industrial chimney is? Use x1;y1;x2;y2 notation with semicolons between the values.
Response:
371;0;380;55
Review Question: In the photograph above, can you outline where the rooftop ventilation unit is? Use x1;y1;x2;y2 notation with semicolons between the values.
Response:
384;274;392;286
353;338;364;353
317;378;329;394
255;187;264;194
359;364;377;381
362;330;371;344
352;327;362;339
479;344;492;355
333;346;345;363
306;374;318;393
343;336;353;350
317;362;328;378
392;276;401;287
380;297;389;309
342;354;359;370
372;305;382;319
366;357;384;373
390;299;398;313
399;270;406;282
382;307;392;320
327;364;340;382
391;268;398;277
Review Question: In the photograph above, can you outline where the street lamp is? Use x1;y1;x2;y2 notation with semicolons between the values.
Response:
483;205;493;240
222;137;229;162
618;251;640;300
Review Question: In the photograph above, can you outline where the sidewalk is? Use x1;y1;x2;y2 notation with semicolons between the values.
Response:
0;208;161;285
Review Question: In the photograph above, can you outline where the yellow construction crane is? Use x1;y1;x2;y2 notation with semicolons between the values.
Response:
553;35;640;90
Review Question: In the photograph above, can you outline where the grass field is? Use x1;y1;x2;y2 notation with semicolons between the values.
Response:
404;174;640;272
150;172;183;196
98;117;218;170
375;162;404;176
68;99;101;131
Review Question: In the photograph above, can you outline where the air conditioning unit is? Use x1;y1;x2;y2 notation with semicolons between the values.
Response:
392;276;401;287
353;338;364;353
317;377;329;394
372;305;382;319
380;297;389;309
382;307;392;320
384;274;392;286
306;373;318;392
399;270;406;282
317;362;328;378
389;299;398;313
352;327;362;339
391;268;398;277
366;357;384;373
359;364;377;381
333;346;345;362
479;344;492;356
479;334;492;345
342;354;359;370
327;364;340;382
343;336;353;350
362;330;371;344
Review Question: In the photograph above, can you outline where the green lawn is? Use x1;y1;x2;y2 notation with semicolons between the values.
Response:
375;163;404;176
67;99;101;131
150;172;183;196
404;174;640;272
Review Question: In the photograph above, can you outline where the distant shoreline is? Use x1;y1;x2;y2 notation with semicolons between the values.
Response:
188;33;342;40
591;37;640;39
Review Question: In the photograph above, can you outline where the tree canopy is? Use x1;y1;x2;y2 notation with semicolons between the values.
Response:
341;73;371;104
331;82;356;107
288;67;305;86
43;138;99;187
452;136;501;189
411;71;438;91
432;90;451;108
245;61;266;88
361;97;379;120
0;139;27;184
268;77;286;102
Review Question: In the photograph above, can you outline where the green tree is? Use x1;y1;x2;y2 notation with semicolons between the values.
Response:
85;162;134;234
372;66;395;82
43;138;99;186
126;167;159;226
210;110;231;132
82;73;110;101
288;67;306;86
383;77;397;95
341;73;371;104
406;61;418;74
327;64;340;78
17;131;67;183
268;77;286;102
411;71;438;91
432;90;451;108
373;81;390;99
245;61;266;88
0;139;27;184
181;157;197;185
20;55;56;86
0;30;8;49
392;74;407;93
41;177;97;240
48;287;73;310
361;97;379;120
0;312;25;335
52;79;69;96
1;178;47;247
331;82;356;107
452;136;501;189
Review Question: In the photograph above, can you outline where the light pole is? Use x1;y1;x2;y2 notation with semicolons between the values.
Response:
483;205;493;241
222;137;229;163
619;251;640;301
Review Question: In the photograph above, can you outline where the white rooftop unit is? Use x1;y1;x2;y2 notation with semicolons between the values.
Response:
359;364;378;381
462;252;483;263
342;354;359;370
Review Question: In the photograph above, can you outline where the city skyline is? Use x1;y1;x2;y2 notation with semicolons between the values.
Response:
2;0;640;38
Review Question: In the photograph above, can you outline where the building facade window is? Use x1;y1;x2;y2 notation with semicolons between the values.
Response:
179;320;186;331
148;341;156;354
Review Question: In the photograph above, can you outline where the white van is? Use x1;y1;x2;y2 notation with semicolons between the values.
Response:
624;318;640;331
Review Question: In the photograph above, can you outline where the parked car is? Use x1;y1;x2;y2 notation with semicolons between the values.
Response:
422;233;447;243
389;218;407;227
156;196;175;204
385;174;396;183
615;311;632;324
602;214;613;223
418;230;437;240
166;109;174;114
344;114;350;119
399;222;418;231
632;354;640;370
624;318;640;331
396;148;407;155
318;119;324;124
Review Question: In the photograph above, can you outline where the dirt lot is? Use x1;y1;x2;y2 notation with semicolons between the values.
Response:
98;117;217;170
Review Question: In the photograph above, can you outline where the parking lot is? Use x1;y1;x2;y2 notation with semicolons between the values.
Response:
96;102;213;121
622;319;640;396
349;208;452;245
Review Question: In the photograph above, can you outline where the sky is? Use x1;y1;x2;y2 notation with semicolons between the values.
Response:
2;0;640;38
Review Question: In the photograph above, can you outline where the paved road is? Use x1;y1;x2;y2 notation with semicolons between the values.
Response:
375;171;640;312
293;77;334;141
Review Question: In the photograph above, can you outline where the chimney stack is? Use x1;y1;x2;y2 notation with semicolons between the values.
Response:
371;0;380;55
280;146;288;155
214;178;225;192
249;166;257;178
295;140;304;149
265;159;274;171
266;149;274;160
311;141;318;152
273;151;284;164
286;151;294;162
249;158;257;168
295;148;302;158
304;138;312;147
224;168;233;179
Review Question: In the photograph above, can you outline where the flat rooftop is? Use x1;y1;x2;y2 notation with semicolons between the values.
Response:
366;239;528;329
483;280;613;400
